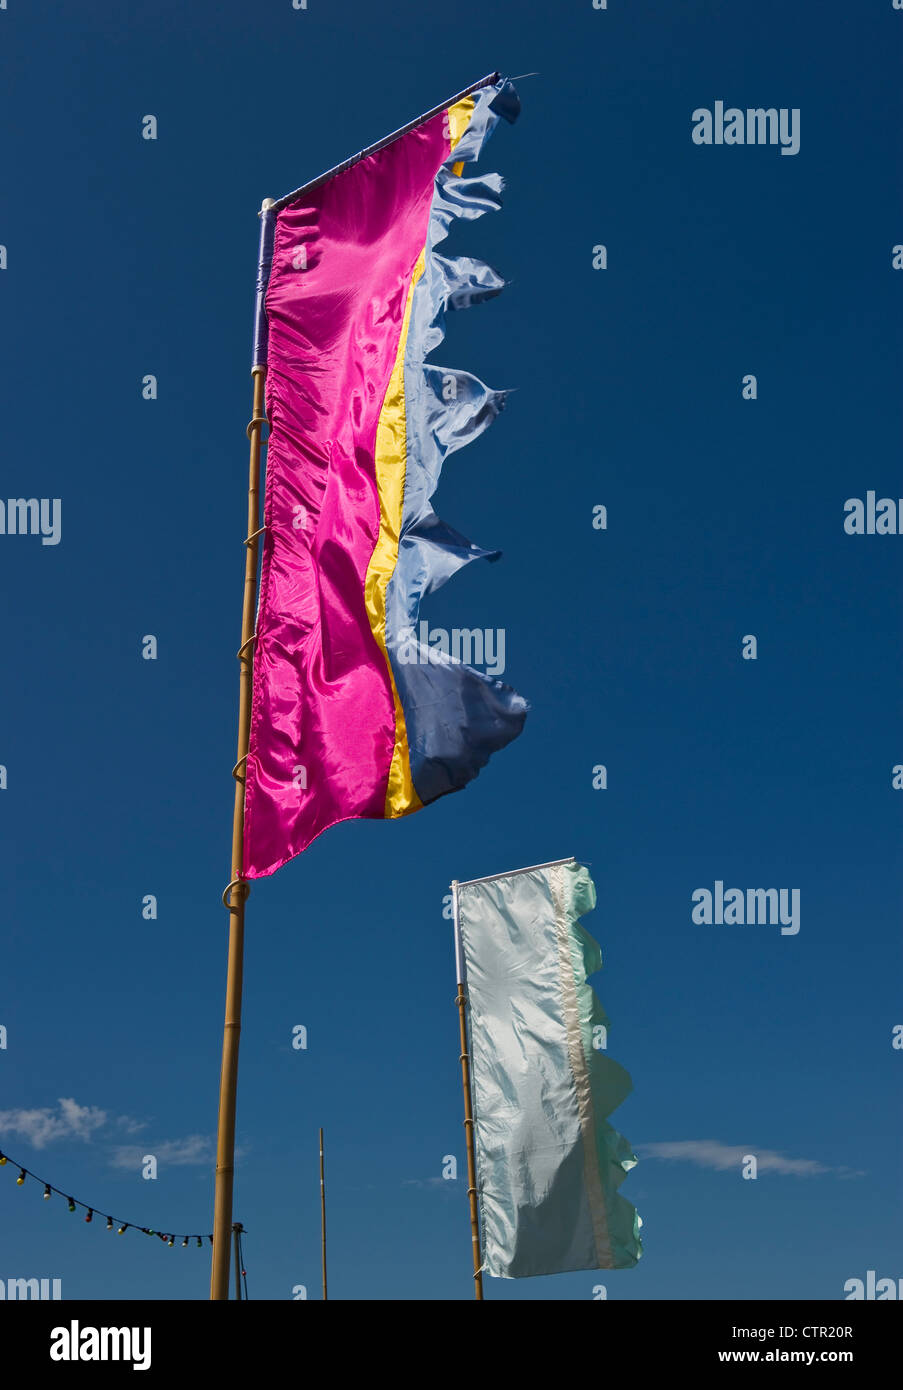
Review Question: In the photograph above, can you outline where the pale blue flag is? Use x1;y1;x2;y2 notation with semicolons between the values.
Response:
453;857;642;1279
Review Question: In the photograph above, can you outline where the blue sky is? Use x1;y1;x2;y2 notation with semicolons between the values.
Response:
1;0;900;1300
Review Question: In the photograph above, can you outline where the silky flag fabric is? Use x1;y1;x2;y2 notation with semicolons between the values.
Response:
455;860;642;1279
243;76;528;877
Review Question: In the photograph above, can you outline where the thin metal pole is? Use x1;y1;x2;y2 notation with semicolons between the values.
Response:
319;1128;327;1301
232;1224;244;1300
451;882;483;1300
210;206;271;1295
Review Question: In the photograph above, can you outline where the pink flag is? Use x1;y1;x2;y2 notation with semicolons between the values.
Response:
244;76;527;877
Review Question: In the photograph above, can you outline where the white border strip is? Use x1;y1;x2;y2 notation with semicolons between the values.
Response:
453;856;575;890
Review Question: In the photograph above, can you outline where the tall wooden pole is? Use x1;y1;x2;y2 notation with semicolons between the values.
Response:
451;882;483;1300
210;201;273;1298
319;1128;328;1301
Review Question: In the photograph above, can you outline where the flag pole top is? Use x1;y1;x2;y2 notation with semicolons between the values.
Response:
266;70;504;213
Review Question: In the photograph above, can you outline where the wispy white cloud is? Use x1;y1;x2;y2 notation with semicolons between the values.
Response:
0;1098;107;1149
107;1135;215;1170
640;1139;861;1178
115;1115;149;1136
0;1101;221;1180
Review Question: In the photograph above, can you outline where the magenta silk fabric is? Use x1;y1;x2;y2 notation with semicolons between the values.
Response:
243;116;450;877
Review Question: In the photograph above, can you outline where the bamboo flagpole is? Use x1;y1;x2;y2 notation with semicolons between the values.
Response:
319;1128;327;1300
451;881;484;1300
210;198;275;1301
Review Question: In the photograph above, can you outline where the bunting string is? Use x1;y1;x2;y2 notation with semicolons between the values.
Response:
0;1146;216;1247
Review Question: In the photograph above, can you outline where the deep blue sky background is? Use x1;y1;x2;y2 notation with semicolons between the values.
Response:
1;0;900;1301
